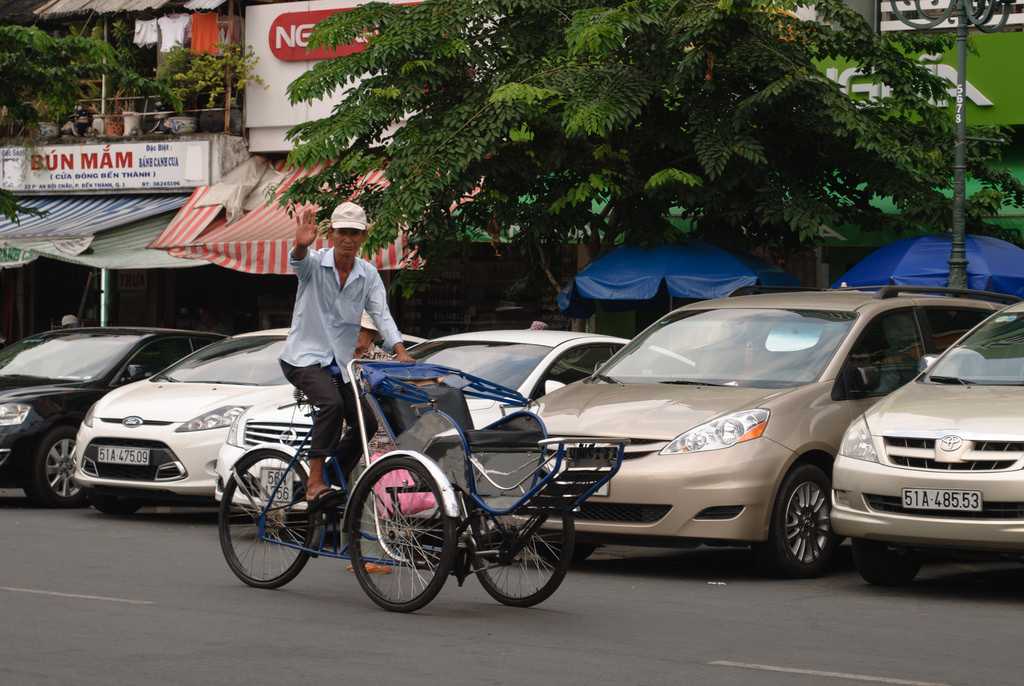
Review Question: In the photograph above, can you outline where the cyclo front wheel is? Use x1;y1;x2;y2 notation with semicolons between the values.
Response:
219;450;312;589
476;512;575;608
346;456;457;613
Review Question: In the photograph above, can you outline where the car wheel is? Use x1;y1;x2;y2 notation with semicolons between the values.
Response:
87;493;143;515
851;539;921;586
25;425;86;508
754;463;836;578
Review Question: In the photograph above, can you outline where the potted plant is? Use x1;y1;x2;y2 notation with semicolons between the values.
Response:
31;101;62;140
157;47;199;133
180;43;265;134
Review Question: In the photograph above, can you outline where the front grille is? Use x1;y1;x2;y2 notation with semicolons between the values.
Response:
99;417;174;426
884;435;1021;471
694;505;745;520
888;456;1013;471
976;441;1024;452
885;437;935;450
244;421;310;447
865;494;1024;520
576;503;671;523
83;439;180;482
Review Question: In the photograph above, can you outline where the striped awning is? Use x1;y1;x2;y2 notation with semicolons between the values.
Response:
0;195;188;240
34;0;170;17
150;162;416;274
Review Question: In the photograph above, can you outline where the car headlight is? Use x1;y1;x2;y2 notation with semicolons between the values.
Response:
839;416;878;463
83;402;98;428
660;409;770;454
225;410;247;447
175;406;249;433
0;403;31;426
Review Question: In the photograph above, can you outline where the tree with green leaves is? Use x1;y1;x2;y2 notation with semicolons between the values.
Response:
283;0;1024;294
0;25;173;221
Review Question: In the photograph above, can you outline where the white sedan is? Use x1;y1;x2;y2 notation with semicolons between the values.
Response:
75;329;293;514
214;329;627;499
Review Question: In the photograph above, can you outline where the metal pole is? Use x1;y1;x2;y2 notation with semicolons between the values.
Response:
949;6;969;289
100;269;110;326
100;17;109;117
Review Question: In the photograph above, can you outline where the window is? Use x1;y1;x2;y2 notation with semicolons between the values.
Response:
921;307;989;353
928;312;1024;385
844;310;923;396
532;344;622;398
125;337;194;379
157;336;288;386
0;333;146;381
602;309;857;388
189;336;221;353
410;341;552;390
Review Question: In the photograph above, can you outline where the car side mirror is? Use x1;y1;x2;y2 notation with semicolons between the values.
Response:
918;355;938;373
544;379;567;396
123;364;148;383
846;364;881;396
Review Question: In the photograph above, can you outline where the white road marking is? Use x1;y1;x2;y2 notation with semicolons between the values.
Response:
709;661;949;686
0;586;154;606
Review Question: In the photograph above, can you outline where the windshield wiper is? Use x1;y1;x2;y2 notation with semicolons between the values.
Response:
591;373;623;385
659;379;725;387
929;375;974;386
149;374;177;382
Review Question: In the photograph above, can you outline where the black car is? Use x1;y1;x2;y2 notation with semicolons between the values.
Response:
0;328;223;507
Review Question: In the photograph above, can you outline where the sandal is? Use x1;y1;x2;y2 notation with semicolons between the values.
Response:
306;488;341;513
346;562;393;575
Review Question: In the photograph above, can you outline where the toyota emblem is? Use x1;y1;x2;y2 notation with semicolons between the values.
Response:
938;435;963;452
122;416;143;427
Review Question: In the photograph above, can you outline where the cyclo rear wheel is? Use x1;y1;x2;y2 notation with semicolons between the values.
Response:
346;456;457;613
476;512;575;607
219;450;312;589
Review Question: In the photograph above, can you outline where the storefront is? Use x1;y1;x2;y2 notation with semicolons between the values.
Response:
0;135;247;340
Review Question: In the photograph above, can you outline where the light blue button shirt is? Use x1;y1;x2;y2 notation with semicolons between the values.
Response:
279;247;402;378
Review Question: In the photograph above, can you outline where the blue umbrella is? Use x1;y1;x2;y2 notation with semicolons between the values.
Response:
833;234;1024;296
557;243;799;317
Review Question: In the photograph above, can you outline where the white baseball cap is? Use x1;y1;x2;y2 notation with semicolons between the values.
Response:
330;201;368;231
359;311;378;332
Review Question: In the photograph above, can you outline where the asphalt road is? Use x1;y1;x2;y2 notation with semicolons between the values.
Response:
1;489;1022;686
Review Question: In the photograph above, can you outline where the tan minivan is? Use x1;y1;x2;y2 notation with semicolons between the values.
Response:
536;287;1004;577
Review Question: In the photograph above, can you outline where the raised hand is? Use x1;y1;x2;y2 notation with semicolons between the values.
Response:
295;208;319;249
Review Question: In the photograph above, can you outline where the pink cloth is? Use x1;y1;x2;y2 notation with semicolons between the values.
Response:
370;451;437;516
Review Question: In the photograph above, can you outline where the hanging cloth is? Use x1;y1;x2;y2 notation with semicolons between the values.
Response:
158;14;191;52
133;19;158;47
190;13;220;54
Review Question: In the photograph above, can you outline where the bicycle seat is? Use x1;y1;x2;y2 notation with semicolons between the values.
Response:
326;362;344;379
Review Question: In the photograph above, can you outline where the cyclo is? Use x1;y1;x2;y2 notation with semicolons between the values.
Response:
218;359;627;612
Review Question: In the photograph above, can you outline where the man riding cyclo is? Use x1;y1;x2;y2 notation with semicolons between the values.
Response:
279;201;415;508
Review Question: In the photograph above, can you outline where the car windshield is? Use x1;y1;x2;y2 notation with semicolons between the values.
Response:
602;308;857;388
156;336;287;385
410;341;551;390
928;311;1024;385
0;333;145;381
